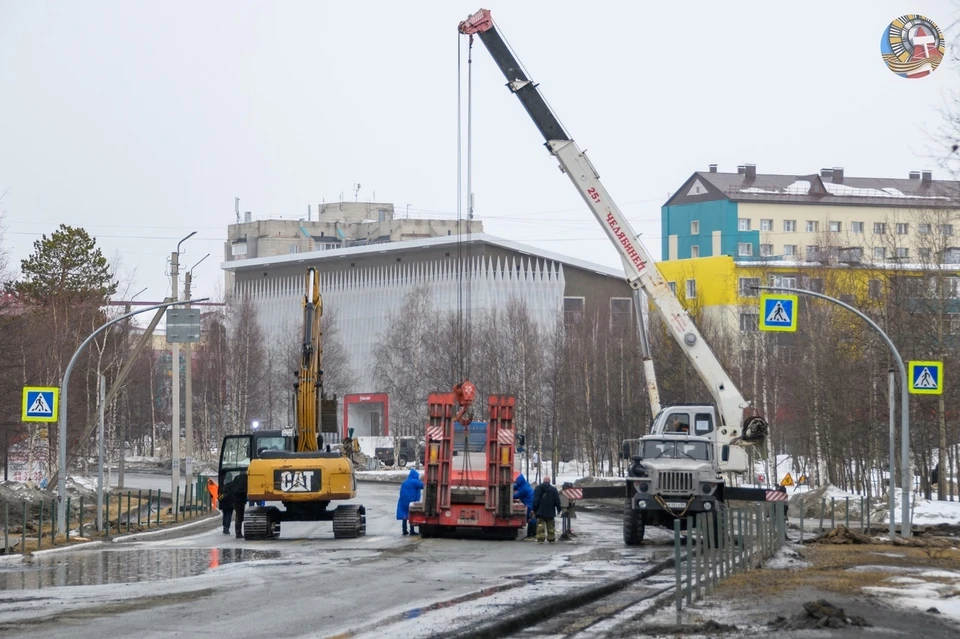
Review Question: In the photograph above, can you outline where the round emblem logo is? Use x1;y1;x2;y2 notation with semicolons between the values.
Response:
880;14;945;78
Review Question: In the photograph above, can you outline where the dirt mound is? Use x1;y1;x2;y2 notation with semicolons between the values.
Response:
639;619;738;635
812;525;957;548
768;599;870;630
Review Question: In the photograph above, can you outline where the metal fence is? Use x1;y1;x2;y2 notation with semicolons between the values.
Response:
2;485;212;556
673;502;787;620
794;495;883;541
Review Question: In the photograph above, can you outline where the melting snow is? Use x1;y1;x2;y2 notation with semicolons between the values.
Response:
863;567;960;625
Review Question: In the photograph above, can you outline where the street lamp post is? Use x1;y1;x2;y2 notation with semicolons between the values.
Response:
183;253;209;494
755;285;911;537
169;232;196;504
56;297;210;535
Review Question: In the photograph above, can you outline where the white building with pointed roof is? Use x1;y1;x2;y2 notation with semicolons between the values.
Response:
221;233;634;394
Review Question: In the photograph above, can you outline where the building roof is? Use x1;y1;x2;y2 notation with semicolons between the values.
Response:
220;232;626;279
665;166;960;208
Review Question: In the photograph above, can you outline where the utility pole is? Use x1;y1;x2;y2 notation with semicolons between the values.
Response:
183;253;209;492
97;374;105;532
170;232;196;500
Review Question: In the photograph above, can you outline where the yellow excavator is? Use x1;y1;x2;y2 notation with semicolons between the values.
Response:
218;267;366;540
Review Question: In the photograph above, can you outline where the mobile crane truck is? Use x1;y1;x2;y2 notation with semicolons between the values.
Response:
218;267;366;540
459;9;782;545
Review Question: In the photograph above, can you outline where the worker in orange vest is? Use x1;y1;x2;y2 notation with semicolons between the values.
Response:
207;478;219;506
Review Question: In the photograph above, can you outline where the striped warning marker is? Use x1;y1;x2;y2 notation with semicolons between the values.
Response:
425;425;444;441
765;490;789;502
497;430;514;446
562;488;583;500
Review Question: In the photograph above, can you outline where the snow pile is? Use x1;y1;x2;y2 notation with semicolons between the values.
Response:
862;569;960;625
765;544;811;570
908;496;960;526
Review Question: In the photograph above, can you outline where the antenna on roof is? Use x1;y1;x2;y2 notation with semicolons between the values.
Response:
353;183;361;202
235;197;241;224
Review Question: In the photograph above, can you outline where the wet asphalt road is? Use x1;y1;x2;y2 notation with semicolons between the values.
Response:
0;482;669;639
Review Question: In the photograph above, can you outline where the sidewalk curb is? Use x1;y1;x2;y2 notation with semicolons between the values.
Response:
432;555;677;639
29;540;105;557
112;514;219;543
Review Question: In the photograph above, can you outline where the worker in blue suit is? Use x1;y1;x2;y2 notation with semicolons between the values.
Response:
514;473;536;537
397;468;424;535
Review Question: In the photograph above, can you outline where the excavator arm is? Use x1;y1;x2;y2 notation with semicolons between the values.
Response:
296;267;322;452
459;9;767;447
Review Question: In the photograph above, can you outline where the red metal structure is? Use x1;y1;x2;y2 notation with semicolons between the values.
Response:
409;385;527;538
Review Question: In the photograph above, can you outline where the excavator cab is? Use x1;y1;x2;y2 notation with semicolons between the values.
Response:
218;430;293;487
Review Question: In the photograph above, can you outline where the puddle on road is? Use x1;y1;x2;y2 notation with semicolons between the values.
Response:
0;548;281;591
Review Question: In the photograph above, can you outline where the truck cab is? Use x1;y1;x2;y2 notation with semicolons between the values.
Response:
375;437;425;468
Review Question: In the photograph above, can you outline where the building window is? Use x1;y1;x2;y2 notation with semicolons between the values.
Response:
231;242;248;256
690;245;700;258
738;243;753;257
563;297;584;326
685;279;697;299
945;248;960;263
805;245;820;260
918;247;931;260
874;247;886;260
941;224;954;236
769;274;798;288
808;278;824;293
829;221;842;232
760;219;773;231
378;208;388;222
783;244;797;257
868;279;882;300
806;221;819;233
740;277;760;297
739;313;759;332
738;218;751;231
610;298;632;327
919;223;931;235
896;247;909;258
760;244;773;257
839;247;863;262
874;222;887;234
289;244;299;254
783;220;797;232
896;223;909;235
851;221;864;233
943;277;960;299
667;281;677;295
690;220;700;234
839;293;855;305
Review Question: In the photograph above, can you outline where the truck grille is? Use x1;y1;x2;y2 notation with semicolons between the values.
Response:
658;471;694;494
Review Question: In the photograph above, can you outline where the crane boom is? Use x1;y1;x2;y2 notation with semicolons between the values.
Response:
459;9;766;446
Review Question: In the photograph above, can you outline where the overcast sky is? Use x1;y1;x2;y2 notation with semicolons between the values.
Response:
1;1;958;307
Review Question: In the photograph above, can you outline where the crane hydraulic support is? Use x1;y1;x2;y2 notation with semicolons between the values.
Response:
458;9;767;453
409;386;527;538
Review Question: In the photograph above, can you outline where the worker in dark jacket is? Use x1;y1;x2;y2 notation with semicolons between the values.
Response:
513;473;536;537
532;476;562;544
397;468;424;535
218;476;234;535
223;472;247;539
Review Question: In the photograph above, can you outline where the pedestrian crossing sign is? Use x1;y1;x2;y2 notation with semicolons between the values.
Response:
22;386;59;422
909;361;943;395
759;294;798;332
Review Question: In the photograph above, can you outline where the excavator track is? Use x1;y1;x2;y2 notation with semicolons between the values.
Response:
332;504;366;539
243;507;281;540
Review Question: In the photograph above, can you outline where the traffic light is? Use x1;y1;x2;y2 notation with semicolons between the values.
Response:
516;433;525;453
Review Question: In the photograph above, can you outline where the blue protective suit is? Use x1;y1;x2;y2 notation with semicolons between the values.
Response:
513;473;534;510
396;469;424;520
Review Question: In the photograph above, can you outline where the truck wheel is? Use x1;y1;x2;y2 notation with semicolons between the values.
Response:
623;501;645;546
398;455;408;468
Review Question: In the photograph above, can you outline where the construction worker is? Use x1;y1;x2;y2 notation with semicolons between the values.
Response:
532;475;562;544
513;473;536;538
217;476;234;535
222;472;247;539
397;468;424;535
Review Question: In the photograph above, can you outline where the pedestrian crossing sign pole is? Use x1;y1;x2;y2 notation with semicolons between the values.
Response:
22;386;59;422
908;361;943;395
759;294;798;332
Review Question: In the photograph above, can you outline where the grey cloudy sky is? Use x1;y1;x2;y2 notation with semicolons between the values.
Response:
1;1;958;306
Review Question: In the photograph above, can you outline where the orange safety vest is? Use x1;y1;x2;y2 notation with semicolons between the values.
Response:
207;478;219;505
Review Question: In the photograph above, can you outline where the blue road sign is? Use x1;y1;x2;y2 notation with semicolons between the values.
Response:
759;294;798;332
22;386;59;422
909;361;943;395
